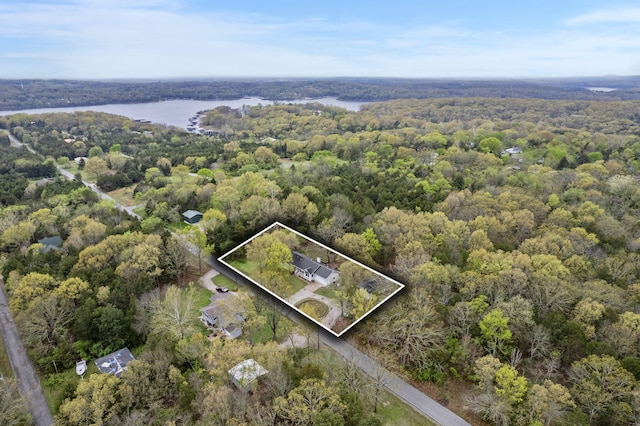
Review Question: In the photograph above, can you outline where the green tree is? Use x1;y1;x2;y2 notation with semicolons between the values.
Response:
150;285;198;341
84;156;108;180
351;288;378;319
479;137;503;156
181;227;213;275
56;372;122;425
0;379;31;426
273;378;346;426
494;364;528;405
479;309;512;357
570;355;635;424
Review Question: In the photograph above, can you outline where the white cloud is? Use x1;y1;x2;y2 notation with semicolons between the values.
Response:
565;7;640;25
2;1;640;78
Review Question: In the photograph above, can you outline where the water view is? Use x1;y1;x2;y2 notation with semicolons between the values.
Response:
0;97;366;129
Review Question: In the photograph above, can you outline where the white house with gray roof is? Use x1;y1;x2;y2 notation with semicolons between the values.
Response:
292;251;339;287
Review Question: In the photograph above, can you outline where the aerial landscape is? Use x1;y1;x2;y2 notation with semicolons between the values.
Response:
1;1;640;426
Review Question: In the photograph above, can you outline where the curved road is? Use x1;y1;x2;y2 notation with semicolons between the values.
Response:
0;279;54;426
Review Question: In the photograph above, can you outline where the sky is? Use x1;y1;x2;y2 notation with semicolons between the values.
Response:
1;0;639;79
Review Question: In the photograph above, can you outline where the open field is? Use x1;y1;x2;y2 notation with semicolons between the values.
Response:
107;186;138;207
227;258;306;298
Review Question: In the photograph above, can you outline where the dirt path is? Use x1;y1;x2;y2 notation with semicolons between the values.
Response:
0;279;54;426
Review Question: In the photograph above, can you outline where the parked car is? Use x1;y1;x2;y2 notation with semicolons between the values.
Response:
216;286;229;293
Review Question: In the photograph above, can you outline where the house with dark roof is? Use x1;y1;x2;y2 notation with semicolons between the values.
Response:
292;251;339;287
182;210;203;224
37;235;63;253
94;347;135;378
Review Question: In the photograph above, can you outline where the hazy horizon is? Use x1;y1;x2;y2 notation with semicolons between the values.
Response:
2;1;640;80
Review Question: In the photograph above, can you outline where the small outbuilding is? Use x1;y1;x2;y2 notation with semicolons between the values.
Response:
94;347;135;378
182;210;203;224
228;359;268;389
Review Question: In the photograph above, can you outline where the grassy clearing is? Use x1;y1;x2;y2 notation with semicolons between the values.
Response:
107;186;138;207
213;274;237;290
315;282;340;300
227;259;306;298
296;299;329;321
42;364;89;413
168;221;191;231
376;388;436;426
249;315;295;345
133;206;147;218
192;286;213;309
0;334;13;379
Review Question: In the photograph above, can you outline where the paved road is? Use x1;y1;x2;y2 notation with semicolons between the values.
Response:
5;130;32;151
208;256;471;426
0;279;54;426
56;166;144;220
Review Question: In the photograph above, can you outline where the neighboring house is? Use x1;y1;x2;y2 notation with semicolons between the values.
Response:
182;210;203;224
229;359;268;389
74;156;88;165
94;347;135;378
200;299;245;339
35;177;55;187
37;235;63;253
223;324;243;339
200;304;224;328
502;147;523;155
292;251;339;287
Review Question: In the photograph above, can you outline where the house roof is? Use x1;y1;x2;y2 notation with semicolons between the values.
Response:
94;347;135;378
182;210;203;219
228;359;267;387
37;235;62;252
224;324;243;339
292;252;337;279
201;299;246;329
201;304;223;322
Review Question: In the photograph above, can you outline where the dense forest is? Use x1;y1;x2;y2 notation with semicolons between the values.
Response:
1;76;640;110
3;94;640;424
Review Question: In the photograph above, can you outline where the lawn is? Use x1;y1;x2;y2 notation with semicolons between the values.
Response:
376;388;436;426
315;282;340;300
227;259;306;298
213;274;237;290
249;315;295;345
296;299;329;321
42;364;89;413
133;206;147;218
107;186;138;207
192;286;214;309
0;333;13;379
168;221;191;231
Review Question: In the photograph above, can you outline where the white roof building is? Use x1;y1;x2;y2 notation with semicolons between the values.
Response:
228;359;268;389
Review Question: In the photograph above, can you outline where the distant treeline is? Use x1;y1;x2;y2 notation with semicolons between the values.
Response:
1;77;640;110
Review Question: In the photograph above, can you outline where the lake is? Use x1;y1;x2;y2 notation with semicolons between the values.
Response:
0;97;366;129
